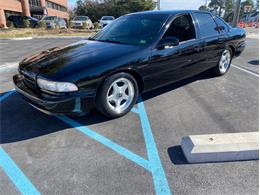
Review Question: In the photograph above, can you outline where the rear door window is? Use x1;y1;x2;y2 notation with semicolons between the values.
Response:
214;16;229;33
194;12;219;38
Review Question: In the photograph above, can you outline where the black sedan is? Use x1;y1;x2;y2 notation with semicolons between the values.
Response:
14;10;246;118
8;15;39;28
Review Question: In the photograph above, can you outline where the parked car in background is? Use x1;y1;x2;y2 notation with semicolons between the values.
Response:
247;21;255;27
255;20;259;28
71;16;94;29
41;16;67;29
14;10;246;118
238;21;246;28
7;15;39;28
99;16;115;28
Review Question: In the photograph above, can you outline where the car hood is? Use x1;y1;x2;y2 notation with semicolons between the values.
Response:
19;40;143;81
72;20;87;23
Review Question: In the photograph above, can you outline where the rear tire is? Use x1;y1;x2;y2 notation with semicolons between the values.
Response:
96;73;139;119
212;47;233;76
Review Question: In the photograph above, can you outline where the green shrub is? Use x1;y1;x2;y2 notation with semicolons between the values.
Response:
94;22;99;29
68;20;73;28
37;21;46;28
23;19;30;28
6;20;14;28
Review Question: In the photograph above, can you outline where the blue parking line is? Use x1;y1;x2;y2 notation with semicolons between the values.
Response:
57;116;150;171
137;98;171;195
1;89;171;195
0;147;40;195
131;106;140;114
0;90;40;195
0;89;15;102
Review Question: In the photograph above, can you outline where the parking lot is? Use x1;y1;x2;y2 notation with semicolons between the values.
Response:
0;36;258;195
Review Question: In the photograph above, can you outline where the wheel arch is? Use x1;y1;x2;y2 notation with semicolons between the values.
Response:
227;45;235;57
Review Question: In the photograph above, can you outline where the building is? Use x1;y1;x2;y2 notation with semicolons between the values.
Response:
0;0;69;28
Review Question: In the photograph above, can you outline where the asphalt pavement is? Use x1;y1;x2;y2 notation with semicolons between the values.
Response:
0;36;258;195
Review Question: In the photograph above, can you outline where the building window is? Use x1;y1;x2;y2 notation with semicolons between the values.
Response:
46;1;67;12
29;0;41;7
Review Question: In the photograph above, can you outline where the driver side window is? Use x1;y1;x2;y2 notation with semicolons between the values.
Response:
163;14;196;42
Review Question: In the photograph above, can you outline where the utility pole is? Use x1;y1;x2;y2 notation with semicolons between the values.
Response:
205;0;208;7
157;0;160;10
232;0;241;27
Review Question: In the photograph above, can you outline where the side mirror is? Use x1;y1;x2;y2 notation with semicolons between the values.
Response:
157;36;179;49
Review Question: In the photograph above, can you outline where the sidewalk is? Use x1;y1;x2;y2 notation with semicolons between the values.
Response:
246;27;259;39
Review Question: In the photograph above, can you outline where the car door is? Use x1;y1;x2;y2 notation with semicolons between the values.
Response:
213;16;231;46
145;13;206;90
193;12;224;69
14;16;23;27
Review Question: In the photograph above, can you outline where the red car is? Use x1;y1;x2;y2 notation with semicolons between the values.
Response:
248;21;254;27
238;21;246;28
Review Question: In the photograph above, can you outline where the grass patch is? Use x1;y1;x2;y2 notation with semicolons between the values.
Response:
0;28;97;38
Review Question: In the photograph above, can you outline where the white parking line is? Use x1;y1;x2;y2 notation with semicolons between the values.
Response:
231;64;259;78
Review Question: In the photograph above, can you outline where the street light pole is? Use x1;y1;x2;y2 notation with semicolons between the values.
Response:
232;0;241;27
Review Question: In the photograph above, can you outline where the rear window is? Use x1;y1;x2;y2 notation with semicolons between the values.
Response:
194;12;219;38
73;16;89;21
214;16;229;33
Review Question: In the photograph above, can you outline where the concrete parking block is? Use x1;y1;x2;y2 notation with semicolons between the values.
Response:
181;132;259;163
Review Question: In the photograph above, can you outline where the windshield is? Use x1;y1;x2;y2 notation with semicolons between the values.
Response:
73;16;89;21
92;14;168;46
42;16;56;21
101;16;114;21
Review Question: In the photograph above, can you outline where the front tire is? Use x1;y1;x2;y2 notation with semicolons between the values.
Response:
212;48;232;76
96;73;139;118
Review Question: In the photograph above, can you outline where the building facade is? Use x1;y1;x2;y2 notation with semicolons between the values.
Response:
0;0;69;27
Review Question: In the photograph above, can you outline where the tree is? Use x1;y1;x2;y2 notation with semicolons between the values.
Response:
223;0;234;21
240;0;255;19
208;0;224;16
73;0;156;22
199;5;209;11
241;0;254;13
199;0;233;21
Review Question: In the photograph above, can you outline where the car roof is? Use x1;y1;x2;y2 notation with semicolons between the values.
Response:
128;10;211;16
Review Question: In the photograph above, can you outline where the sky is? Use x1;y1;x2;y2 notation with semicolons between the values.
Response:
68;0;257;10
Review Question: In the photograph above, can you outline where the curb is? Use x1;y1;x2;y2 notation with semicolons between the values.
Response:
246;33;259;39
0;36;89;40
181;132;259;163
0;37;33;40
34;36;88;39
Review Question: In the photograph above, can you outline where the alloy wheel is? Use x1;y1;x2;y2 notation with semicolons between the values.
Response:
219;49;231;74
106;78;135;114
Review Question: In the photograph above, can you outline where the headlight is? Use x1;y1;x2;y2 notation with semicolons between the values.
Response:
37;78;78;92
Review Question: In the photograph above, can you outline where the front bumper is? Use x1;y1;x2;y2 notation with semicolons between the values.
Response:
13;74;96;115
